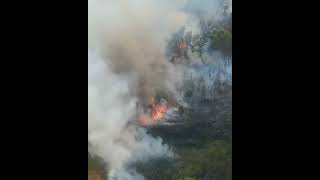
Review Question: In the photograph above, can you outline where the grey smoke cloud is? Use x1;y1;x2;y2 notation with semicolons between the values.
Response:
88;50;172;180
88;0;188;98
88;0;230;179
88;1;188;179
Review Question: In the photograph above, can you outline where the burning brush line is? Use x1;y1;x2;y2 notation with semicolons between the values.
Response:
138;96;169;126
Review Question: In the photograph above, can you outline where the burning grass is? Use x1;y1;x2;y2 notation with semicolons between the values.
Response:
138;96;168;126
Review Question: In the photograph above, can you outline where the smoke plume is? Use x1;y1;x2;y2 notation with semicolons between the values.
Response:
88;50;173;180
88;0;231;179
88;0;188;98
88;0;188;179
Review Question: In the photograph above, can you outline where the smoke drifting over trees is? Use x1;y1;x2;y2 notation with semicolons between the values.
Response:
88;0;231;179
88;50;174;179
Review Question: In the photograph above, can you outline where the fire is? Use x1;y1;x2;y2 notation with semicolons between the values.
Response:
138;97;168;126
178;39;186;49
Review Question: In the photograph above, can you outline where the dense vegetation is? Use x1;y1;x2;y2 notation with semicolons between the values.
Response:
137;12;232;178
166;12;232;65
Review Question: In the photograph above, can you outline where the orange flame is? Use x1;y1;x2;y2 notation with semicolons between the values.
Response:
178;39;186;49
138;97;167;126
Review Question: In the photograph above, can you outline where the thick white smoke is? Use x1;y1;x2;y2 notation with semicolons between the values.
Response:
88;1;188;179
88;0;231;179
88;0;189;99
88;50;173;180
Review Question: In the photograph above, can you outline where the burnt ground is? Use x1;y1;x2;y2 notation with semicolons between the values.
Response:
88;83;232;180
133;84;232;180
